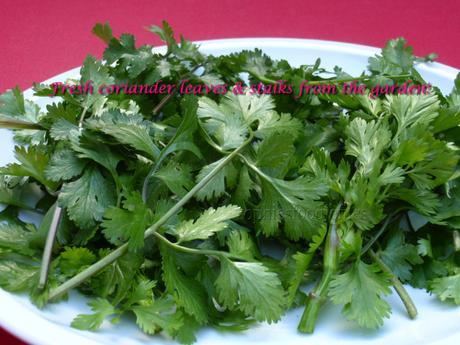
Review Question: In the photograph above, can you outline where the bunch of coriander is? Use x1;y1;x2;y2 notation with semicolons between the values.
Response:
0;22;459;344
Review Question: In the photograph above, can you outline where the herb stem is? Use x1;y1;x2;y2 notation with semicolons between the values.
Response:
453;231;460;252
361;212;398;255
38;205;63;289
152;93;174;115
0;117;43;130
369;249;418;319
298;203;342;333
47;137;251;302
78;107;88;129
152;232;244;261
38;105;90;289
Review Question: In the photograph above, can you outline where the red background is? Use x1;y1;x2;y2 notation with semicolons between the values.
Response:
0;0;458;343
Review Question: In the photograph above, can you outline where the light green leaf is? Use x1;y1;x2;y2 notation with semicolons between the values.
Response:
195;159;237;201
380;232;422;282
0;86;40;123
156;163;194;197
256;173;328;240
0;146;57;190
102;192;153;251
174;205;241;243
58;247;97;277
384;93;439;134
345;118;391;175
132;297;183;335
0;223;36;256
99;122;160;161
329;260;392;329
71;298;117;331
59;167;116;230
215;257;286;323
255;112;302;139
0;261;38;292
430;274;460;305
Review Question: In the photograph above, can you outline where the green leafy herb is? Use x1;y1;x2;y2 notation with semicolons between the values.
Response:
0;21;459;345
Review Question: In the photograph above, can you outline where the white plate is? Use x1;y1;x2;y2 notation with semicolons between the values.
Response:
0;38;459;345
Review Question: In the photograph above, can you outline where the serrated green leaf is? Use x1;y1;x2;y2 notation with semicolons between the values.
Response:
215;257;286;323
92;22;113;44
102;191;153;251
58;247;97;277
430;274;460;305
0;260;38;292
132;297;183;335
161;245;209;324
174;205;241;243
380;231;422;282
195;159;237;201
329;260;392;329
45;148;87;182
71;298;117;331
156;162;194;197
100;122;160;161
59;167;116;230
255;173;328;240
0;146;57;190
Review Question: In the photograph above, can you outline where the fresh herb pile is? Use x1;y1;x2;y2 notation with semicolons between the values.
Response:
0;22;459;343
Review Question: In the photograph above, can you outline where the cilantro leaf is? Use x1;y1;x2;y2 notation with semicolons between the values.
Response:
0;223;36;256
80;55;114;114
430;274;460;305
58;247;97;277
215;257;287;323
0;261;38;292
384;94;439;134
329;260;392;329
45;148;87;182
173;205;241;243
161;245;209;324
132;297;184;336
59;167;116;230
97;121;160;161
92;22;113;44
226;230;258;261
156;162;194;197
255;132;295;178
102;191;154;250
71;298;118;331
194;159;237;201
379;232;422;282
254;172;328;240
0;86;40;123
0;146;57;190
344;118;391;175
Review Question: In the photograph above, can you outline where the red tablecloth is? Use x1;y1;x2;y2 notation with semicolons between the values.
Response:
0;0;458;343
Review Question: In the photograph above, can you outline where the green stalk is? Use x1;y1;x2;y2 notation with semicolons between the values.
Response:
369;249;417;319
298;203;342;334
38;106;89;289
47;137;251;302
453;230;460;252
38;205;63;289
152;231;244;261
0;117;43;130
